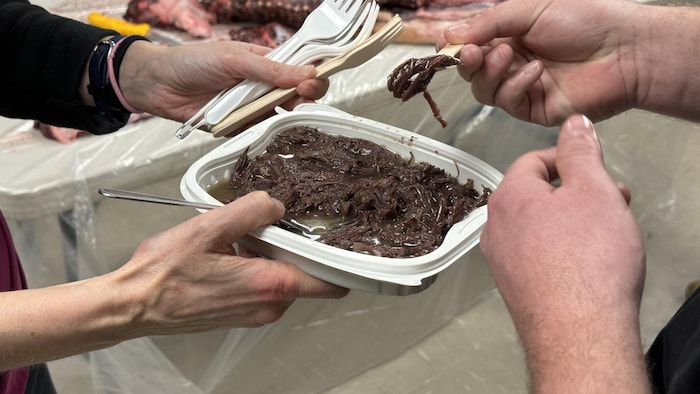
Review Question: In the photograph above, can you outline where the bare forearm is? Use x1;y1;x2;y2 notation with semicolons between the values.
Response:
0;273;139;371
516;308;650;393
633;4;700;122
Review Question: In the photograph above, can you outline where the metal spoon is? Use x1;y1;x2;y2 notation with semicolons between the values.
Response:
97;188;327;239
98;188;219;210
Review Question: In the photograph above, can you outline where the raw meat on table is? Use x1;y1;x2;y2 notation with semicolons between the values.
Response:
202;0;320;29
124;0;504;44
34;121;89;144
126;0;216;38
228;22;296;48
35;113;153;143
375;1;501;43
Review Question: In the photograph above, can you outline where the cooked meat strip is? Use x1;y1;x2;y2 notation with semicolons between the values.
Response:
387;54;460;127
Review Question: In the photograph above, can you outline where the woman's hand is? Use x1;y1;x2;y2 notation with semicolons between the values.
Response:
117;40;330;122
0;191;347;371
113;190;348;335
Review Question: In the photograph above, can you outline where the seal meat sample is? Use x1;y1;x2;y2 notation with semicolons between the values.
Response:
124;0;503;43
211;125;490;258
387;54;460;127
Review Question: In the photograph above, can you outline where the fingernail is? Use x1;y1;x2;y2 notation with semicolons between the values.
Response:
291;64;315;78
566;115;602;150
447;23;470;35
491;47;505;65
301;64;316;75
522;60;540;75
566;114;594;137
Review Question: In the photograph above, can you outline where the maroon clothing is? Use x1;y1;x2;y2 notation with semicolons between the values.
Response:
0;213;29;394
0;2;124;391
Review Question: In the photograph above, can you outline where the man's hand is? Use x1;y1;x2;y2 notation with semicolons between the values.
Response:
480;115;649;392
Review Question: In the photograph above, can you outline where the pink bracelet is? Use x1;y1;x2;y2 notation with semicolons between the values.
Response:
107;38;139;113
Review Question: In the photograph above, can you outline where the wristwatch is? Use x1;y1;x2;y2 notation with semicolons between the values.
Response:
87;35;125;121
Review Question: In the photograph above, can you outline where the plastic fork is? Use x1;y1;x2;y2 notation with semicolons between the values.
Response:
286;1;379;65
196;0;374;133
210;15;404;137
200;1;379;130
175;0;369;140
264;0;368;64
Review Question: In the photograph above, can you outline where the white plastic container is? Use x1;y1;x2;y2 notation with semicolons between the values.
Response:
181;104;502;295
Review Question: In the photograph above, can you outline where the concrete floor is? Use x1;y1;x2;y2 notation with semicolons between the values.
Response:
29;105;700;394
326;113;700;392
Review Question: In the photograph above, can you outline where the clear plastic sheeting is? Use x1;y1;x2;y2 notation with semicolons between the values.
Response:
0;43;510;393
1;15;697;394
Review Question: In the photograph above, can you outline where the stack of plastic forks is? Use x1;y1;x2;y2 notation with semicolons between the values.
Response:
175;0;380;139
210;14;404;137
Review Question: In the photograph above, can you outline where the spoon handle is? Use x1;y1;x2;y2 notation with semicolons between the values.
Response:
438;43;463;58
98;188;220;210
98;188;322;239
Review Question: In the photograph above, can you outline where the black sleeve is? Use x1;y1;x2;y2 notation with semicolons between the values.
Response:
646;289;700;393
0;0;129;134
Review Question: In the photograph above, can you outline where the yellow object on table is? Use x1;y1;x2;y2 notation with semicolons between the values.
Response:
87;12;151;36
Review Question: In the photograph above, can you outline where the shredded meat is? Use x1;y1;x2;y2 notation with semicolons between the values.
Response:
218;126;490;258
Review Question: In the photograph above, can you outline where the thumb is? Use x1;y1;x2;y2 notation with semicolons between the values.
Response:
444;1;546;45
261;61;317;88
202;191;286;250
555;114;609;189
234;47;316;88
